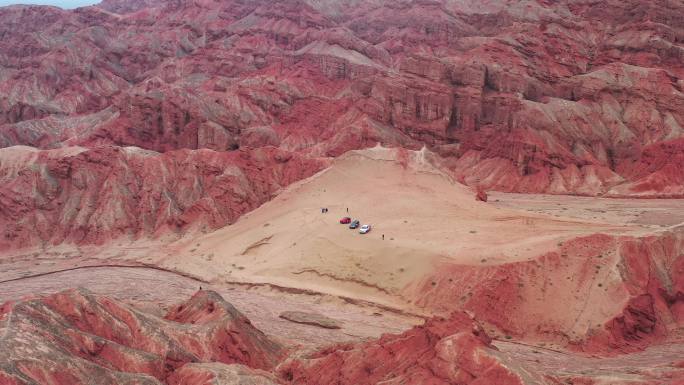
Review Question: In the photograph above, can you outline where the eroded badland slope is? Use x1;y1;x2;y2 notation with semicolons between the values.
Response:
2;0;684;251
1;1;684;384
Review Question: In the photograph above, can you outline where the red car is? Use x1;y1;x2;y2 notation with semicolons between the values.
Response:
339;217;351;224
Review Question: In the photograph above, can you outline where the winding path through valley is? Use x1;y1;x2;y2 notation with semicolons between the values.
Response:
0;265;419;349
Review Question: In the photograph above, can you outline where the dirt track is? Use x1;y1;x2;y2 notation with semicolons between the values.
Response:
490;192;684;228
0;265;419;349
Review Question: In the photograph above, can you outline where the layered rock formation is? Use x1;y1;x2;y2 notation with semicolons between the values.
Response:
1;1;684;384
0;145;324;250
280;312;533;385
1;0;684;248
0;289;285;384
0;290;545;385
406;229;684;354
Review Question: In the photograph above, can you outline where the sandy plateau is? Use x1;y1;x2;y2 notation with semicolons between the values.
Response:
160;146;646;308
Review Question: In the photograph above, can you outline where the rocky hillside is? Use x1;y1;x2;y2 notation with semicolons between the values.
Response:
0;289;285;384
0;289;577;385
0;145;324;249
2;288;681;385
1;0;684;249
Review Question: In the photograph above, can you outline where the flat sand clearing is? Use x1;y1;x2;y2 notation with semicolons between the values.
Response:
161;146;644;311
490;192;684;228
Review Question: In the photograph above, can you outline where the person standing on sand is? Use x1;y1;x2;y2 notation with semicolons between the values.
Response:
382;234;384;240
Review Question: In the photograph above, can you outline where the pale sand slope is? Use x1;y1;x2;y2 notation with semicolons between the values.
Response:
161;146;641;311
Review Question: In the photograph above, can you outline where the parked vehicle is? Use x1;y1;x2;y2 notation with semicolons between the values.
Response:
340;217;351;224
349;220;360;229
359;224;371;234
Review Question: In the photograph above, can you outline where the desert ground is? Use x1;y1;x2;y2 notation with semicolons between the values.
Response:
153;147;655;310
4;147;683;315
2;1;684;383
2;147;683;383
490;192;684;229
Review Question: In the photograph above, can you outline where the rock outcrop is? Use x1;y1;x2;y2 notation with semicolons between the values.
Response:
0;289;285;385
1;0;684;250
1;2;684;384
0;145;325;250
0;0;682;198
279;311;534;385
279;311;342;330
405;230;684;354
1;287;681;385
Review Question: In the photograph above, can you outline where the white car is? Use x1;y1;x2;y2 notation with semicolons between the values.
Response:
359;224;371;234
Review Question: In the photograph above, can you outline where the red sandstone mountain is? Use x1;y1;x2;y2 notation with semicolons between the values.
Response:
0;145;324;250
3;289;679;385
0;289;285;385
407;230;684;355
1;1;684;383
0;290;555;385
2;0;684;249
280;312;530;385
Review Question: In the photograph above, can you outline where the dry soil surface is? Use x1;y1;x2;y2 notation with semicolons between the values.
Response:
156;147;655;312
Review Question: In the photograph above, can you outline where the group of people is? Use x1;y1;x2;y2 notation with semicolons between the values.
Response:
322;207;353;213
